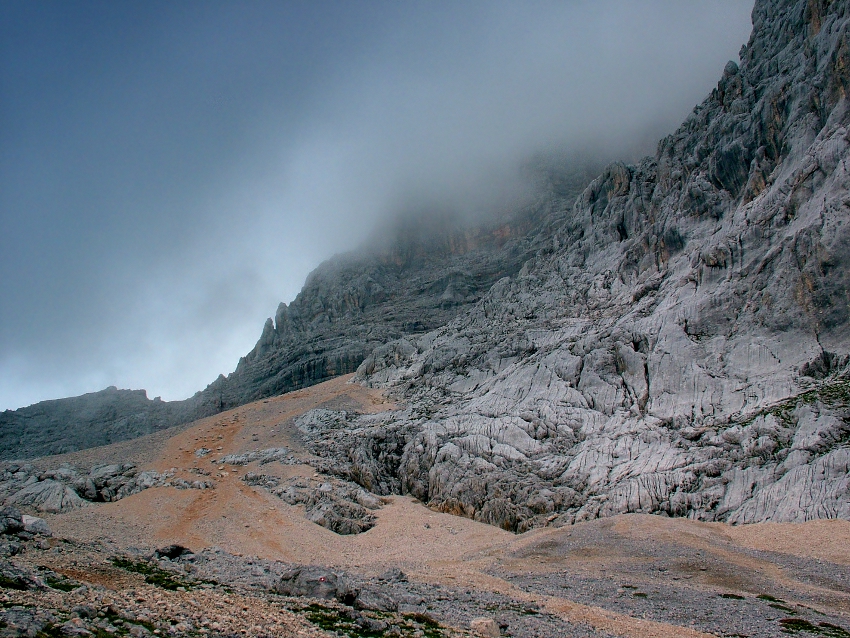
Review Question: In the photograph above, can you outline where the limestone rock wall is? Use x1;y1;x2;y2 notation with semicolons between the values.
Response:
200;162;602;411
338;0;850;530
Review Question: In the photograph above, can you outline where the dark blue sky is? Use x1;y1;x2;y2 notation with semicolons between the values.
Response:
0;1;754;409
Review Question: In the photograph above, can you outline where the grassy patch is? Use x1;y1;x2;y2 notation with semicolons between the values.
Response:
720;593;745;600
301;603;386;638
779;618;850;636
0;574;28;590
757;594;786;603
741;376;850;429
110;557;194;591
632;592;648;598
44;576;79;592
293;603;449;638
38;567;81;592
404;612;447;638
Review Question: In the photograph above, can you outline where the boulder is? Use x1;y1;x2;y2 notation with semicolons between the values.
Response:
273;566;358;604
0;506;24;535
470;617;500;637
7;480;86;513
20;515;51;536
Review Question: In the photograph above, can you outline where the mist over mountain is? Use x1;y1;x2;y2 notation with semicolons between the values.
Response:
0;1;754;411
3;4;850;637
6;0;849;531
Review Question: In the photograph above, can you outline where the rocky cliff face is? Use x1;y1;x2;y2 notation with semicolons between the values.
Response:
199;161;602;411
293;0;850;530
0;162;600;461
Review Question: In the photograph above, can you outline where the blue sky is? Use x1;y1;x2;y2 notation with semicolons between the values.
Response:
0;0;754;410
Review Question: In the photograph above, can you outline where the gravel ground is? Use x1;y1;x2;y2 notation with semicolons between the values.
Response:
0;534;613;638
3;381;849;638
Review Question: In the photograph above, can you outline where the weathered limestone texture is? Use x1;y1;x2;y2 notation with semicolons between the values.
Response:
337;0;850;530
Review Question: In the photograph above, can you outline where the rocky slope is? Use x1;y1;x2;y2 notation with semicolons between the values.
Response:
4;0;848;534
4;378;849;638
295;0;850;530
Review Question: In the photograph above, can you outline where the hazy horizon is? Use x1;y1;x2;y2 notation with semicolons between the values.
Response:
1;1;755;411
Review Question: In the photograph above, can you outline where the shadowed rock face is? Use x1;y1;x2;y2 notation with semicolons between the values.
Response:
308;0;850;530
198;161;603;411
0;166;599;461
0;387;220;460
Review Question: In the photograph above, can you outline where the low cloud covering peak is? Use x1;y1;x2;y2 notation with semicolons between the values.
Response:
0;0;754;410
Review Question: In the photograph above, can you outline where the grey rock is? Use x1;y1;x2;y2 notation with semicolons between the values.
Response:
354;587;398;612
201;164;602;413
218;447;289;466
470;617;501;638
20;514;51;536
154;544;193;560
0;461;209;513
338;0;850;531
273;565;358;604
0;558;46;590
0;386;220;461
243;472;379;534
0;506;24;535
7;479;86;513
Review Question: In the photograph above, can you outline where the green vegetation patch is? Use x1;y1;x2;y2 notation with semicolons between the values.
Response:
44;576;79;592
720;593;745;600
293;603;449;638
38;567;81;592
738;376;850;432
35;625;67;638
110;557;195;591
302;603;384;638
404;612;447;638
0;574;28;591
779;618;850;636
801;377;850;406
757;594;786;603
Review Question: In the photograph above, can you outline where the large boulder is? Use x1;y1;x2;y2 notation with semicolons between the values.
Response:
7;480;86;513
273;566;358;604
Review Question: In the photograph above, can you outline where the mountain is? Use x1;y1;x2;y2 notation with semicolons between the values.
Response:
0;386;218;459
0;159;603;460
3;0;849;532
296;0;850;529
201;159;604;411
